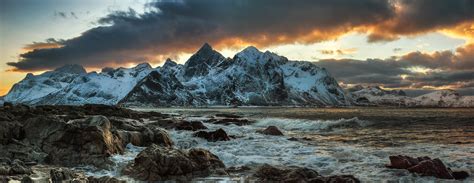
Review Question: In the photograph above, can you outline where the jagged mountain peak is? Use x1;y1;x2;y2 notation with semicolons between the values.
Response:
183;43;225;78
163;58;177;68
54;64;87;75
198;42;213;52
133;62;152;70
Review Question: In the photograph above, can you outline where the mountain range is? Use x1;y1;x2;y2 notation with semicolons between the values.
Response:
2;44;351;107
1;43;473;107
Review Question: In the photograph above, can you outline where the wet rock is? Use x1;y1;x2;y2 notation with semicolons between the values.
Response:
407;158;454;179
257;126;284;136
123;144;225;181
452;171;470;180
88;176;125;183
0;159;32;176
254;164;359;183
385;155;429;169
50;168;76;182
226;166;252;173
3;102;13;108
386;155;469;180
311;175;361;183
0;120;24;145
215;113;242;118
40;116;125;168
206;118;252;126
176;121;208;131
194;128;230;142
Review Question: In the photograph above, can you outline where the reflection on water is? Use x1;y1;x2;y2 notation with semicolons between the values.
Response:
133;107;474;182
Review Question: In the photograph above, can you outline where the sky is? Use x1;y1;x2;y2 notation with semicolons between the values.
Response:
1;0;473;96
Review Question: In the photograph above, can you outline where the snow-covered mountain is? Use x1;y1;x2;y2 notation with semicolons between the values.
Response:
4;43;351;107
412;90;474;107
32;63;153;105
349;86;474;107
4;64;86;104
119;44;351;106
348;85;413;106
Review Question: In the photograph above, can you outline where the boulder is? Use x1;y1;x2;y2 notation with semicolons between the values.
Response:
385;155;430;169
386;155;470;180
452;171;470;180
123;144;225;181
254;164;359;183
41;116;125;168
215;114;242;118
194;129;230;142
0;159;32;176
0;120;24;145
176;121;208;131
88;176;125;183
407;158;454;179
257;126;284;136
205;118;252;126
50;168;76;182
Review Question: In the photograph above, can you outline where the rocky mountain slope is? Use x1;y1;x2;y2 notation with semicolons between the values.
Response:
4;43;351;107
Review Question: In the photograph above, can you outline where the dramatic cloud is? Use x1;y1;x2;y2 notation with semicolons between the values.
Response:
6;0;474;73
9;0;394;71
316;44;474;90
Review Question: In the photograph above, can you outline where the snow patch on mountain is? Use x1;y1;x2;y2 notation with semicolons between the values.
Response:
32;63;153;105
348;86;474;107
4;65;86;104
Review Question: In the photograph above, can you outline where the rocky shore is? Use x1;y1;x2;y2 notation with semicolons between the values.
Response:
0;103;469;182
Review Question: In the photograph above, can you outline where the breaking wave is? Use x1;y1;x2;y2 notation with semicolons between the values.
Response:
252;117;373;131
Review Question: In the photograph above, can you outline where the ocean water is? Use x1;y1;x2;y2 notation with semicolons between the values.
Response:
93;107;474;182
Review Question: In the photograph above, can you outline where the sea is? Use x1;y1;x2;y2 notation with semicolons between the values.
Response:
83;107;474;182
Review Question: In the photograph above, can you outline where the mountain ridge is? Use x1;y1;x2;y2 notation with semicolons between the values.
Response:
3;44;473;107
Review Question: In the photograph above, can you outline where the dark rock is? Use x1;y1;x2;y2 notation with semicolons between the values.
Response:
206;118;252;126
194;128;230;142
215;113;242;118
254;164;359;183
452;171;470;180
310;175;361;183
50;168;76;182
386;155;468;180
0;120;24;145
88;176;125;183
287;137;298;141
226;166;252;173
407;158;454;179
107;117;174;147
176;121;208;131
3;102;13;107
385;155;428;169
123;144;225;181
40;116;125;168
257;126;284;136
0;159;32;176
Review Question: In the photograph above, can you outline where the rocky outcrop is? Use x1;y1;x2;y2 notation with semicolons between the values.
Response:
257;126;284;136
123;144;226;181
386;155;469;180
175;121;208;131
205;117;253;126
39;116;124;168
0;104;173;170
194;129;230;142
254;164;360;183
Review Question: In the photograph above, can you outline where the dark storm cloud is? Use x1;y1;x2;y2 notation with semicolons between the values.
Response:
316;45;474;89
367;0;474;42
6;0;474;72
6;0;395;71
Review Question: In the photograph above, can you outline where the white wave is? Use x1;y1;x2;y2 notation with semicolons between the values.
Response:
252;117;373;132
